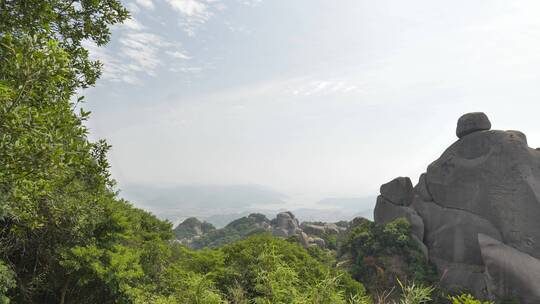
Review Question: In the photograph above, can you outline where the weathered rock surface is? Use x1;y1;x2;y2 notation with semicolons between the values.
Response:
479;234;540;303
300;222;343;236
301;223;326;235
413;173;432;201
456;112;491;138
324;223;341;234
374;196;424;240
374;112;540;300
313;237;327;248
430;256;488;297
380;177;414;206
272;211;301;236
412;198;502;266
299;232;310;247
272;212;342;248
426;128;540;258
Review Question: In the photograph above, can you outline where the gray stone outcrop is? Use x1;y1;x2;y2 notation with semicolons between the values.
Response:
479;234;540;303
373;112;540;300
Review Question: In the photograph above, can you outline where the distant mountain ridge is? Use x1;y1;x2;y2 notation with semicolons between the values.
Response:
173;210;351;250
119;183;376;226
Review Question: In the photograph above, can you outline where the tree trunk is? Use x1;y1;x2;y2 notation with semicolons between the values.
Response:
59;279;69;304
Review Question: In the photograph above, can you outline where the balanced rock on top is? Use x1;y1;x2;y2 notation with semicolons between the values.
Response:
456;112;491;138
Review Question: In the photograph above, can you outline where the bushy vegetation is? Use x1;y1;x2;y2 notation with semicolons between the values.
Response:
448;294;493;304
0;262;15;304
173;217;215;240
339;218;437;297
128;234;369;304
190;213;271;248
217;234;367;303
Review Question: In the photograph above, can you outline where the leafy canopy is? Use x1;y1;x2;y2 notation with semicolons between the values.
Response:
0;0;129;88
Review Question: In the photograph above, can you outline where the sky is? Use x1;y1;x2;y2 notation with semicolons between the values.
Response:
83;0;540;211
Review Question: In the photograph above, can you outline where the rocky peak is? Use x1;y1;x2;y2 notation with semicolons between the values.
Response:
225;213;271;231
174;217;215;240
374;112;540;303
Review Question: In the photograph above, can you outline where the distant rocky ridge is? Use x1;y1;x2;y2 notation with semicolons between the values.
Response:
173;217;216;241
374;112;540;303
173;211;347;250
200;204;374;229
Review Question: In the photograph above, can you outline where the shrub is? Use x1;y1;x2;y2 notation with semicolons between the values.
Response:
397;279;433;304
340;218;437;295
448;294;493;304
0;262;15;304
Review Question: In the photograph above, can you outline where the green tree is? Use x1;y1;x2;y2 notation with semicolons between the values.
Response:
0;33;117;303
0;0;129;88
0;0;163;302
340;218;436;297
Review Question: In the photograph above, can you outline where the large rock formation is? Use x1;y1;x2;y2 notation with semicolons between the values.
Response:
272;211;302;237
374;112;540;303
272;211;330;248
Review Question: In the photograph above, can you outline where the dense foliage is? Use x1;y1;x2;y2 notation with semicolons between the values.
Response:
448;294;493;304
0;261;15;304
339;218;437;297
0;1;164;302
125;234;369;304
189;213;271;248
173;217;215;240
0;0;128;88
206;234;366;303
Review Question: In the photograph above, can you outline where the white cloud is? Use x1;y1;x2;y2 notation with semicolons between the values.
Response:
237;0;262;7
164;0;214;36
166;0;207;16
166;50;192;60
135;0;155;10
122;18;146;30
170;66;204;73
119;32;164;73
291;80;362;96
86;18;194;84
83;40;141;84
162;0;262;36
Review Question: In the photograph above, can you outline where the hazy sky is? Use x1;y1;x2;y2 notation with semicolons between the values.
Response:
84;0;540;205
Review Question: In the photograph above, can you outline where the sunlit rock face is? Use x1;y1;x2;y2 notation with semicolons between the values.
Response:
374;112;540;303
